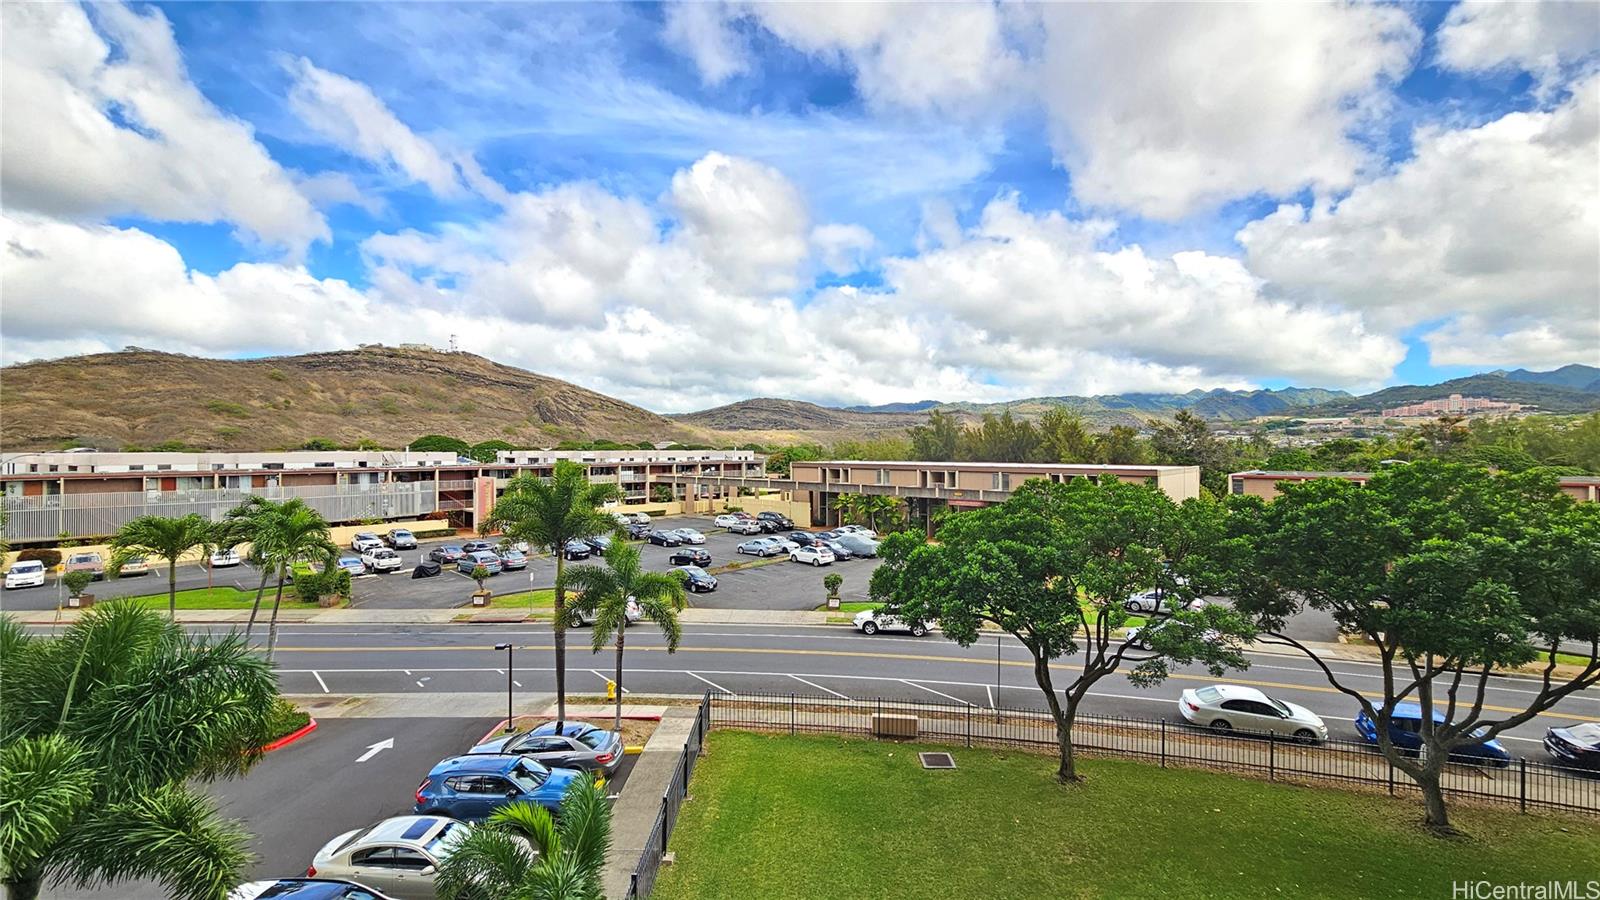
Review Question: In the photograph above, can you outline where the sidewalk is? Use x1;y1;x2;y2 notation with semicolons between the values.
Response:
601;706;699;900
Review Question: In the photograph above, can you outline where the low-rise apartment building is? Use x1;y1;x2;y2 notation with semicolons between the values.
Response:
0;449;765;545
1229;469;1600;503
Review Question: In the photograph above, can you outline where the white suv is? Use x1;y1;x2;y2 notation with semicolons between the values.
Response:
361;547;404;573
5;560;46;589
853;608;929;637
351;532;384;552
790;546;835;566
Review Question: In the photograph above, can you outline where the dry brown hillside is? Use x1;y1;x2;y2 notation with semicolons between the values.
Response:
0;347;702;451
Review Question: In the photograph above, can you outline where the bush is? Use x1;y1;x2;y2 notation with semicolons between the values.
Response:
823;573;843;599
18;548;62;569
294;568;353;603
63;570;94;597
264;698;310;743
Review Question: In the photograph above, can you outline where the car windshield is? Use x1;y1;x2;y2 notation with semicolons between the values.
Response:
576;730;609;749
340;557;361;566
502;550;523;559
443;545;462;552
393;530;412;537
1268;697;1293;717
12;562;42;572
507;761;549;791
427;820;470;860
1196;687;1223;703
679;565;706;576
69;554;98;563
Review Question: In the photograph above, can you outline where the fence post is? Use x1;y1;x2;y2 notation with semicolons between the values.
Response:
1160;719;1166;768
1387;761;1394;796
1268;732;1275;781
966;704;973;748
790;692;796;736
1519;759;1527;814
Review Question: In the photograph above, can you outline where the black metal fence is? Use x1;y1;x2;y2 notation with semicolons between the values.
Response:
623;692;711;900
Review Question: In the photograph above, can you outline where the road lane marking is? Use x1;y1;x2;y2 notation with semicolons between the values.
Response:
356;738;394;762
901;679;968;705
312;670;330;694
789;674;848;699
985;684;994;709
688;671;731;694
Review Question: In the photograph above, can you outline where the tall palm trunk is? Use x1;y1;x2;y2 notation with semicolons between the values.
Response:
244;567;270;640
265;565;288;661
553;554;567;725
166;558;178;619
613;627;625;732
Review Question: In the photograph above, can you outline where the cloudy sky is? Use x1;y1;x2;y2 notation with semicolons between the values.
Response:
2;2;1596;412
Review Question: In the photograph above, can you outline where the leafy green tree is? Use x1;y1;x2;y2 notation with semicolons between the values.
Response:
299;438;340;451
434;777;612;900
61;571;92;600
871;477;1252;782
108;514;215;619
485;461;620;723
1093;425;1148;464
0;602;278;899
764;444;824;476
1037;408;1098;463
410;434;471;455
650;483;675;503
823;572;843;601
909;410;962;461
1224;461;1600;833
561;537;686;731
469;440;515;463
1149;410;1237;494
835;493;901;532
957;411;1043;462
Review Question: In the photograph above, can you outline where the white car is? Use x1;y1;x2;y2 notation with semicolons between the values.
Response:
361;548;404;573
669;528;706;545
210;549;242;568
1124;591;1206;614
1125;619;1222;651
1179;685;1328;744
853;608;930;637
790;546;835;566
574;597;642;626
737;538;782;557
729;519;764;536
351;532;384;552
4;560;46;589
629;512;651;525
771;537;800;552
308;815;470;899
713;514;744;528
837;525;878;539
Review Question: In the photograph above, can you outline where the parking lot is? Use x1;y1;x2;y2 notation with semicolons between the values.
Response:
2;516;883;614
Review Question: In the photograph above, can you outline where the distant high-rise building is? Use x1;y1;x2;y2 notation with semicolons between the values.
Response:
1381;394;1524;418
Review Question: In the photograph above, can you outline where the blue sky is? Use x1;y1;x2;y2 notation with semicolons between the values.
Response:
1;1;1595;411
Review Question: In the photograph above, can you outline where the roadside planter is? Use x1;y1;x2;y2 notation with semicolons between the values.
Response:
472;589;491;607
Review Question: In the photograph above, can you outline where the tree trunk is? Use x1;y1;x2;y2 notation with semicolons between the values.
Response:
553;554;567;726
1053;702;1081;783
5;867;44;900
1420;771;1452;833
614;627;625;733
167;559;178;619
265;567;288;662
245;567;270;640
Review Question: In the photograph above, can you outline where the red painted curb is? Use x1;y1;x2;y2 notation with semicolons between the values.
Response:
263;717;318;752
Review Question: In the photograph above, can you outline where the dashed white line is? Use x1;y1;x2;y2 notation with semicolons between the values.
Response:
985;684;995;709
688;671;732;694
789;674;847;699
592;669;628;693
901;679;968;705
312;670;330;694
513;680;522;688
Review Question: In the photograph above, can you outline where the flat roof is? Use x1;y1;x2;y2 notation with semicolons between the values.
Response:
805;460;1194;473
1229;470;1370;479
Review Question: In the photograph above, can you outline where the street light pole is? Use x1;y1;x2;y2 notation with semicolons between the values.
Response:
495;643;514;732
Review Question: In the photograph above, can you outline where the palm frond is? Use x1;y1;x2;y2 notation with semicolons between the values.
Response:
433;817;539;900
487;800;562;856
554;776;613;886
51;783;251;900
0;735;94;881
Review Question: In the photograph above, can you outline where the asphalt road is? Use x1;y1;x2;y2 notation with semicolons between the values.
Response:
173;622;1599;755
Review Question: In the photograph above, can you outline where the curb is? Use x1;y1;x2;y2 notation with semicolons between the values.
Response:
262;717;318;753
478;712;665;744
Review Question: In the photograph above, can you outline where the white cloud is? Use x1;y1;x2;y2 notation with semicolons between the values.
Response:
1034;3;1420;219
0;2;327;252
1238;77;1600;370
287;58;469;198
811;223;875;274
295;171;387;216
662;3;749;86
666;152;811;294
1437;1;1600;92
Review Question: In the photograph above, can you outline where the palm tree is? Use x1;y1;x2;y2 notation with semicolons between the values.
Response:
434;776;612;900
561;537;686;731
257;499;338;661
0;602;278;900
216;496;279;640
484;461;620;723
107;514;215;619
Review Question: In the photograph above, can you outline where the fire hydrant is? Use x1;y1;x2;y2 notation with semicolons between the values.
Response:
605;679;618;701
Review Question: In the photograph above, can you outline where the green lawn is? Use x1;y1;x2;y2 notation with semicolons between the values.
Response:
651;731;1600;900
476;588;556;610
816;601;883;613
120;587;261;609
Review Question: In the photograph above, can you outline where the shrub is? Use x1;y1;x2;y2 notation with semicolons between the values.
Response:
18;548;62;569
63;570;94;597
205;400;252;418
264;698;310;743
823;573;843;599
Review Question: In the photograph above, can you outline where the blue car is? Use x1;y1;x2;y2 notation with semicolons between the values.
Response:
413;754;583;821
458;550;501;575
1354;704;1512;767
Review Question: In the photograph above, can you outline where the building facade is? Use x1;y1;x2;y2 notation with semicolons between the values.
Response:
1381;394;1524;418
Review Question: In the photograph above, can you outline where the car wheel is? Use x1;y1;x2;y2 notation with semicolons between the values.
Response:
861;621;879;635
812;558;822;567
1209;719;1233;733
1292;728;1319;745
789;553;798;561
910;624;928;637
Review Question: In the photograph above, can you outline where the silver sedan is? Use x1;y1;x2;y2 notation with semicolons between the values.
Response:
1178;685;1328;744
308;816;470;900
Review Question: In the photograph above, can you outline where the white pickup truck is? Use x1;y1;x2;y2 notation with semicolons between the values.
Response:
360;547;404;573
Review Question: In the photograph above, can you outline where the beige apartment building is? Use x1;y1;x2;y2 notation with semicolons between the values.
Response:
1229;469;1600;503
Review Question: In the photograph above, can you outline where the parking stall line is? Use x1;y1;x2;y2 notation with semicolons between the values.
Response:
789;674;848;699
593;669;629;693
312;670;330;694
688;671;732;694
900;679;968;705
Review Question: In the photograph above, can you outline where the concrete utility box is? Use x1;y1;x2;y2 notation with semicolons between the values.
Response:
872;713;918;739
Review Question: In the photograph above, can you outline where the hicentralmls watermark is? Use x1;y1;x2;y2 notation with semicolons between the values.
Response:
1452;883;1600;900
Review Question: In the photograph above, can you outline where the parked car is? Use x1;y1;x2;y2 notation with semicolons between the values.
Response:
625;522;652;540
630;512;651;525
361;548;404;574
64;551;105;580
411;560;442;579
853;608;929;636
757;512;794;530
815;530;842;541
1125;590;1205;614
1178;685;1327;743
756;519;781;533
497;548;528;571
4;560;46;589
645;529;682;547
612;512;631;526
337;556;368;577
307;815;470;899
737;538;782;557
582;534;612;555
668;548;712;567
787;532;819;548
837;525;877;539
713;514;744;528
573;597;641;626
210;549;243;568
469;721;625;776
116;554;152;576
231;879;397;900
771;536;800;552
669;528;706;545
729;519;764;536
836;534;879;558
428;545;465;563
790;546;835;566
675;564;718;593
458;551;502;576
351;532;384;553
1545;722;1600;770
1354;704;1512;767
819;539;854;561
1124;618;1223;651
563;539;592;561
462;540;496;555
415;755;583;822
384;529;418;549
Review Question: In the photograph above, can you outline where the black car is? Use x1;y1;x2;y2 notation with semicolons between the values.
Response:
788;532;818;548
583;534;613;555
646;529;682;547
757;512;795;530
625;522;652;540
462;540;496;554
757;519;780;533
411;559;442;579
563;539;592;560
675;564;718;593
1545;722;1600;769
669;548;712;567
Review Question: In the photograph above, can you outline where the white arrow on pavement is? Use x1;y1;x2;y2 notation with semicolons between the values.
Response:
356;738;394;763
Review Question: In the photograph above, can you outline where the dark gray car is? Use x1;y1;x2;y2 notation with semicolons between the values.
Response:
468;721;625;776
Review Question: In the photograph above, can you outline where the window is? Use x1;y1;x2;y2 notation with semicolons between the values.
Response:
992;472;1011;491
349;847;397;866
444;775;484;793
576;731;608;750
389;848;432;870
876;468;890;485
1231;478;1244;495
